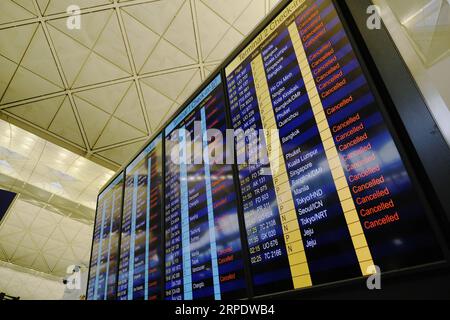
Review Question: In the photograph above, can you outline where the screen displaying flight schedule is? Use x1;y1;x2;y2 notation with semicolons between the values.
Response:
164;75;247;300
225;0;443;296
87;174;124;300
117;135;164;300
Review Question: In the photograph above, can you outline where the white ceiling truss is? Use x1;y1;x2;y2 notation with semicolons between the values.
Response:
0;0;281;170
0;261;66;300
0;194;93;279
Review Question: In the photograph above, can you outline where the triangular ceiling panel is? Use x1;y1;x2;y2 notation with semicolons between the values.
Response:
11;246;38;265
40;0;111;16
20;25;63;88
35;0;49;14
74;51;130;87
204;63;219;79
62;247;77;261
96;140;145;165
0;224;25;240
6;95;65;129
164;0;198;60
201;0;252;25
51;226;68;243
47;10;111;50
0;23;37;64
141;68;198;101
0;232;27;247
19;233;40;250
233;0;266;35
206;27;243;62
0;55;18;99
30;233;50;249
160;103;181;129
176;69;202;104
0;244;7;261
42;254;60;271
94;117;146;149
121;10;160;72
12;0;38;15
74;96;110;148
141;37;196;74
35;210;61;226
42;238;67;255
48;97;85;147
48;10;131;87
74;81;131;114
0;0;36;24
71;245;88;261
195;0;230;59
30;214;57;230
113;84;147;133
12;254;38;267
1;66;62;104
140;81;175;131
1;242;18;260
31;223;56;238
13;208;39;229
47;25;91;87
1;210;24;229
59;220;82;242
31;255;51;273
122;0;184;36
92;13;132;74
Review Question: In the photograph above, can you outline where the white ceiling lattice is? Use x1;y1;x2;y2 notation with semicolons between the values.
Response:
0;0;282;170
0;119;112;282
0;261;66;300
0;196;93;278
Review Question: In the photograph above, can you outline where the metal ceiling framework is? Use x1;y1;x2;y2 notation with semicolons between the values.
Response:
0;0;280;171
0;194;93;279
0;261;66;300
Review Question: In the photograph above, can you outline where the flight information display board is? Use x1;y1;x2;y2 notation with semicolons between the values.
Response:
87;174;124;300
117;135;164;300
164;75;247;300
225;0;443;296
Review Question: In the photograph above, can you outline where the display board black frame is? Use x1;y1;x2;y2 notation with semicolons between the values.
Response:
341;0;450;240
86;171;125;300
220;0;450;299
88;0;450;300
162;74;252;300
117;134;165;300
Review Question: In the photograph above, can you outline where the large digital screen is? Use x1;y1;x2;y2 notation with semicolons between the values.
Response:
225;0;443;296
164;75;247;300
117;135;164;300
87;173;124;300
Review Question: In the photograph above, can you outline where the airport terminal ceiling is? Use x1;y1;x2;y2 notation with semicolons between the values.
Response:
0;0;283;171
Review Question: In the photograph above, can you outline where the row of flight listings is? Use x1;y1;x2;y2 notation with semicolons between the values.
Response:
86;0;444;300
